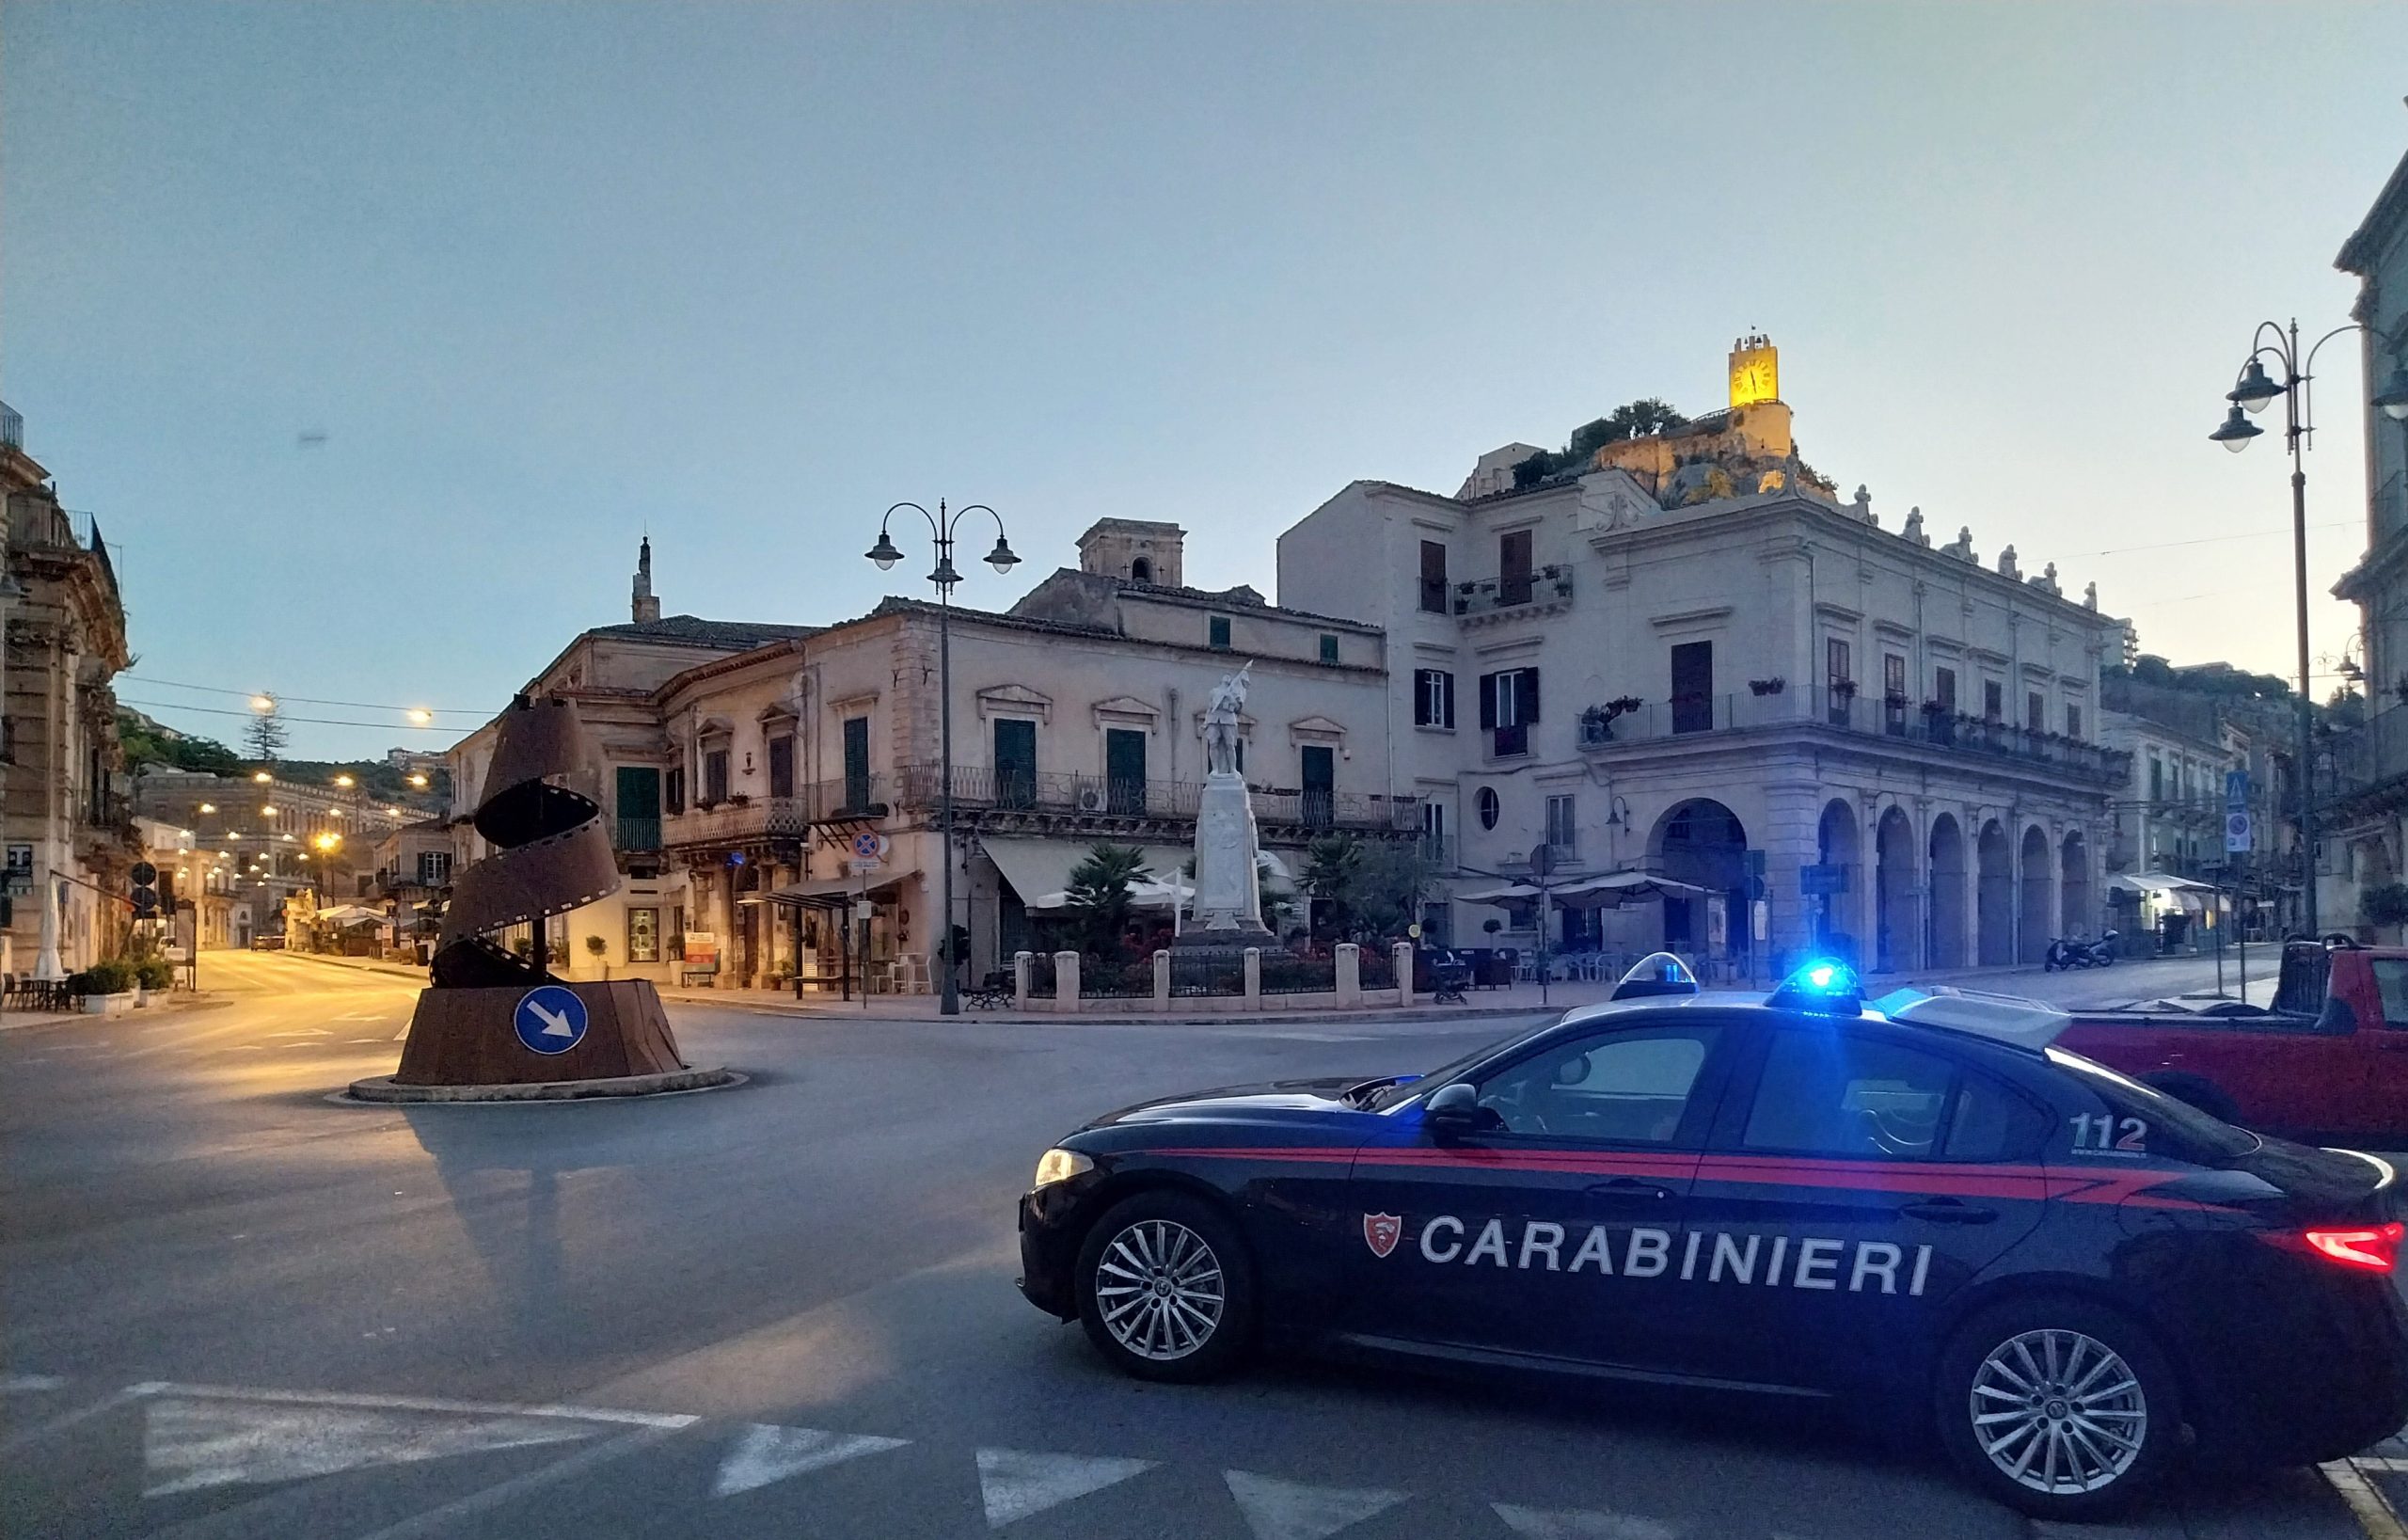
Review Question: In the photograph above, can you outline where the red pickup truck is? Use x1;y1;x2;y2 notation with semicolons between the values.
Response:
2053;941;2408;1144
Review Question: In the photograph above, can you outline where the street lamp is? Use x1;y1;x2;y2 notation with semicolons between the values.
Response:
864;500;1021;1015
2210;316;2405;936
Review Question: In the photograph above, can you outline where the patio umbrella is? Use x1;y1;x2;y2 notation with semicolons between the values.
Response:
1457;882;1543;906
1550;871;1713;909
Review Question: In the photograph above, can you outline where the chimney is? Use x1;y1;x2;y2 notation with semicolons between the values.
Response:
631;536;660;623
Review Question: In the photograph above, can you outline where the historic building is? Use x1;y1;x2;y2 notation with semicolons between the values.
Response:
1277;337;2131;976
2325;138;2408;935
1;404;136;977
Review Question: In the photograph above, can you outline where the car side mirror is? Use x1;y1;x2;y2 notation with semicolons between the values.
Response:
1424;1082;1499;1138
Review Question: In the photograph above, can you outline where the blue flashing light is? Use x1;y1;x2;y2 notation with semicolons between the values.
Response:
1766;956;1863;1015
1609;951;1701;1000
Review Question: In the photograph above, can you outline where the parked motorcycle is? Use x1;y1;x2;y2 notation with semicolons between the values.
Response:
2044;931;2119;971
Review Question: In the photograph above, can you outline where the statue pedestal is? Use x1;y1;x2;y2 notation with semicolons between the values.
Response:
1186;770;1267;937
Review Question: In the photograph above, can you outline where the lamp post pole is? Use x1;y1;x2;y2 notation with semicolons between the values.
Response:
2210;317;2394;938
866;501;1020;1016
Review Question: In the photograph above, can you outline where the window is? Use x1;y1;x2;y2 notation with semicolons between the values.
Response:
1413;668;1456;729
664;766;686;815
2149;754;2164;802
1421;800;1448;862
1105;728;1148;815
994;718;1037;807
1826;638;1852;725
1983;680;2004;722
2371;961;2408;1026
1476;786;1500;830
842;716;871;811
1319;634;1339;664
1741;1031;2041;1161
1209;615;1231;650
626;906;659;964
2066;704;2083;738
1471;1024;1722;1143
1418;540;1449;614
703;748;730;804
1545;793;1576;855
417;849;452;886
2026;691;2045;734
615;767;661;849
1499;529;1534;606
1883;654;1907;734
768;737;795;800
1480;668;1540;756
1934;666;1956;715
1130;556;1153;584
1301;744;1335;828
1671;640;1714;734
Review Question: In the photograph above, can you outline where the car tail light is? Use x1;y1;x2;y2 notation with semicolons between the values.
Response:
2303;1221;2406;1274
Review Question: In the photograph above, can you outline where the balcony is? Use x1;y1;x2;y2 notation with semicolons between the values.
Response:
660;796;811;850
1453;566;1575;622
1;401;21;452
1575;689;2131;786
2328;700;2408;812
893;763;1422;834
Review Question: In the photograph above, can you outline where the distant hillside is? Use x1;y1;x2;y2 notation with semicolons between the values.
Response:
116;708;449;810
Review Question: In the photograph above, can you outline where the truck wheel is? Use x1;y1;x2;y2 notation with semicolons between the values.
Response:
1936;1294;2181;1521
1074;1191;1256;1383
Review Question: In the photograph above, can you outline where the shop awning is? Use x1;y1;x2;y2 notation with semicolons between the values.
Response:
1458;881;1543;905
761;873;902;910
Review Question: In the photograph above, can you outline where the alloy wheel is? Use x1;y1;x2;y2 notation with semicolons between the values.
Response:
1094;1218;1225;1361
1970;1327;2147;1496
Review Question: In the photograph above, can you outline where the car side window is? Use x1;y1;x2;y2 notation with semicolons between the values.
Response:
1471;1024;1719;1143
1742;1031;1958;1160
2370;961;2408;1028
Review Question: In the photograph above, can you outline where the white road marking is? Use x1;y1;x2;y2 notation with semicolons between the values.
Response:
1224;1469;1404;1540
141;1394;597;1496
0;1373;66;1392
0;1385;154;1457
1492;1502;1679;1540
392;1024;412;1041
136;1379;696;1429
267;1029;331;1039
345;1424;688;1540
711;1422;908;1497
975;1447;1155;1529
335;1013;389;1022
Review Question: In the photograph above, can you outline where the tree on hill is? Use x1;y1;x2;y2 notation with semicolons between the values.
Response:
1513;398;1691;489
245;706;289;762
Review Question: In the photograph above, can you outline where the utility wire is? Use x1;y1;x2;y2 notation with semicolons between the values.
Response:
117;698;456;732
120;674;482;716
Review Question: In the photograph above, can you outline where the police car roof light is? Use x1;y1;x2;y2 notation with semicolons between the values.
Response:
1609;951;1700;1000
1766;957;1863;1015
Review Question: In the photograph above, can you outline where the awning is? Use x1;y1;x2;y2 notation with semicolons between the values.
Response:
762;873;903;910
1550;871;1713;908
983;839;1191;912
1458;882;1543;905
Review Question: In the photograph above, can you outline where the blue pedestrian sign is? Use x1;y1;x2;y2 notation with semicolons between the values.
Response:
513;985;588;1056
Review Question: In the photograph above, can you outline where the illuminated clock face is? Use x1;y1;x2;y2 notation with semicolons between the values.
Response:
1730;355;1777;405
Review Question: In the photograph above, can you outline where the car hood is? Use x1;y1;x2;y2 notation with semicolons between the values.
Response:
1083;1075;1395;1130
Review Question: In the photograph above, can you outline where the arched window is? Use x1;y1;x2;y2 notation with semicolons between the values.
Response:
1131;557;1153;584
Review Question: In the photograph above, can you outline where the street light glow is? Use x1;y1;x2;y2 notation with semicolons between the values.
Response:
408;773;430;788
407;708;434;725
261;805;277;817
198;802;216;814
334;774;355;788
249;694;275;712
253;771;272;784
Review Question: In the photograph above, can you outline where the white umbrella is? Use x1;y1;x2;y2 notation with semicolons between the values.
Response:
1551;871;1713;909
1458;882;1543;905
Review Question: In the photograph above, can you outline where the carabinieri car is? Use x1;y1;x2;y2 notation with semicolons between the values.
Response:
1016;956;2408;1520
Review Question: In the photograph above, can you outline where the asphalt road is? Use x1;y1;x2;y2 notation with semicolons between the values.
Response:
0;951;2377;1540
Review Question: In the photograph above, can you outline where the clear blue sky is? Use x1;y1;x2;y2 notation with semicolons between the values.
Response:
6;2;2405;758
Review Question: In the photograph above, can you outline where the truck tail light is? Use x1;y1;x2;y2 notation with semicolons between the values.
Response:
2303;1221;2405;1274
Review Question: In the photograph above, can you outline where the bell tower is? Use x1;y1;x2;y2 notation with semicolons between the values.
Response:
1729;332;1780;409
631;535;660;623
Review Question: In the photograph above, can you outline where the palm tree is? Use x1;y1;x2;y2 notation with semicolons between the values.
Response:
1064;843;1147;960
1300;834;1364;942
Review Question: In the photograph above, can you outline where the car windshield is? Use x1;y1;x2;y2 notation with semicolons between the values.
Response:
1366;1022;1558;1111
2045;1047;2260;1160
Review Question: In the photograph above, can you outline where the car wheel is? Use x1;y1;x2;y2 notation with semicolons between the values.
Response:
1074;1191;1256;1383
1936;1295;2180;1521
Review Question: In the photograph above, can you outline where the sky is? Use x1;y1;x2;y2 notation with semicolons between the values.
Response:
5;1;2406;759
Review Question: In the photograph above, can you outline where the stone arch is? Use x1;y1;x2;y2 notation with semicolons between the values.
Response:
2060;830;2092;939
1130;556;1154;584
1814;799;1862;961
1976;818;2014;966
2019;824;2052;963
1649;799;1751;962
1875;805;1917;973
1928;813;1968;968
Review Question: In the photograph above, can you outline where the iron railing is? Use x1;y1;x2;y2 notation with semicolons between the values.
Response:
1080;959;1154;999
615;816;662;851
1358;945;1397;991
660;796;810;849
1168;952;1244;997
1455;566;1575;616
1576;690;2130;786
1025;953;1057;999
0;401;21;451
1259;955;1338;994
894;763;1421;832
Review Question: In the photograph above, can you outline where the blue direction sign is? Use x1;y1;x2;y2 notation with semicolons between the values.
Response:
513;985;588;1056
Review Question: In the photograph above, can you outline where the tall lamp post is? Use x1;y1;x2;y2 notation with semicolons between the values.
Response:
2209;320;2408;937
865;500;1020;1015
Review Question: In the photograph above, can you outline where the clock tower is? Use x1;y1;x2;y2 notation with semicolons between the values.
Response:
1729;331;1779;409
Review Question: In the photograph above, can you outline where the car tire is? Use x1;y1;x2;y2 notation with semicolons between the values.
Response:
1935;1294;2182;1521
1074;1191;1256;1383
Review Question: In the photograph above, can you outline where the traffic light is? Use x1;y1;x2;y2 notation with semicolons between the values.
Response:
130;861;159;919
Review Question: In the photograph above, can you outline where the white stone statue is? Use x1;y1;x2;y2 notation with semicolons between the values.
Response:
1942;525;1977;562
1997;544;2020;579
2084;580;2099;611
1201;663;1250;779
1903;507;1929;547
2031;562;2061;595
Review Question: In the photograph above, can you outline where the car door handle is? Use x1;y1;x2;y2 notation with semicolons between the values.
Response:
1586;1178;1675;1202
1899;1199;1999;1225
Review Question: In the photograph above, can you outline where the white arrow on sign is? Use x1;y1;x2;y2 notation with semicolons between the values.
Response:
528;1001;577;1039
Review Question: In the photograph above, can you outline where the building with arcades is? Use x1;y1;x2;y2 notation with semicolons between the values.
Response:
1276;335;2133;978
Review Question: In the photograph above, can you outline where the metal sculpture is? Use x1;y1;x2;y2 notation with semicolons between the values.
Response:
394;693;689;1087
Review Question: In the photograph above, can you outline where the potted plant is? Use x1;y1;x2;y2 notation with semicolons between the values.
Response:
585;933;609;980
1749;677;1786;696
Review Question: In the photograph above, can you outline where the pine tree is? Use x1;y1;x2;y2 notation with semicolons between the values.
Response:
246;707;289;763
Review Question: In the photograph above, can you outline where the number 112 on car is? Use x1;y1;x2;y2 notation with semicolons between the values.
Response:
2069;1113;2147;1152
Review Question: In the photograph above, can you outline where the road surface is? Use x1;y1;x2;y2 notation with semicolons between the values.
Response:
0;951;2375;1539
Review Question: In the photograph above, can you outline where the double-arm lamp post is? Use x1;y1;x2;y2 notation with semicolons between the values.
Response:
865;500;1020;1016
2210;321;2408;937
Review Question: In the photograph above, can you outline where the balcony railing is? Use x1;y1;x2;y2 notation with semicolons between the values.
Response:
1575;690;2131;785
615;816;662;851
1;401;21;451
1454;566;1575;617
893;763;1422;832
660;796;811;849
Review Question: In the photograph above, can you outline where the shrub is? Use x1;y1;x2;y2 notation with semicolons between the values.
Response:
2362;883;2408;929
135;958;174;992
79;958;137;995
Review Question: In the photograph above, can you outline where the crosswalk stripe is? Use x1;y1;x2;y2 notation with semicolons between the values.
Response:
975;1447;1155;1529
1225;1469;1405;1540
712;1422;908;1497
1492;1501;1679;1540
141;1393;599;1495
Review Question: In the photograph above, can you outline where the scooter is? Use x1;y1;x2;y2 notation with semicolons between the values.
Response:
2043;931;2119;971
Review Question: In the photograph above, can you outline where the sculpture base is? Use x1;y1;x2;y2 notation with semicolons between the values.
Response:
395;978;689;1087
1170;926;1276;955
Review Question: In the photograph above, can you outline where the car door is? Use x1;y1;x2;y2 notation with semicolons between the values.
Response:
1339;1012;1739;1373
1681;1022;2053;1395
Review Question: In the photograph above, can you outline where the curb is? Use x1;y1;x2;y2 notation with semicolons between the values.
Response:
658;994;1553;1029
341;1067;742;1103
277;952;430;982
